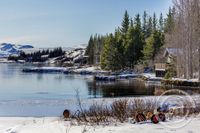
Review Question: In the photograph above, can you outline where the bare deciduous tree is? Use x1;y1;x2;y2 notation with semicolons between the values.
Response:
167;0;200;81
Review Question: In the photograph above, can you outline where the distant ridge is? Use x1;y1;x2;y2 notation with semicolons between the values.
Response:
0;43;34;58
0;43;87;58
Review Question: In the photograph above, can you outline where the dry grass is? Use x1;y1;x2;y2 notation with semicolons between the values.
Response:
71;98;158;124
86;103;111;124
111;99;128;123
70;93;200;125
129;98;157;118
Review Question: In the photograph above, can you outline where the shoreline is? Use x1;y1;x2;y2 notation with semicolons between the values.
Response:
1;62;199;88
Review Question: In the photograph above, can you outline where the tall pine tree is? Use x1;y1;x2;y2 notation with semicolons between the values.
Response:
153;13;157;31
146;16;153;38
85;35;94;64
159;13;164;32
126;14;145;68
120;10;130;35
142;11;148;38
164;7;175;33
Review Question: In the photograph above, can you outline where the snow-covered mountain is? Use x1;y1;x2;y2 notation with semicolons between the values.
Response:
0;43;34;58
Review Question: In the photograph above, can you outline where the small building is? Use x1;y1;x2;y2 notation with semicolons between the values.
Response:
154;47;179;77
163;48;179;63
155;63;166;77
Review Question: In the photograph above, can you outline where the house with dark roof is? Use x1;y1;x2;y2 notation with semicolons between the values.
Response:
154;47;180;77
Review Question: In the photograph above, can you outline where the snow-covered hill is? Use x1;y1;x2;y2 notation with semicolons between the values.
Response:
0;43;34;58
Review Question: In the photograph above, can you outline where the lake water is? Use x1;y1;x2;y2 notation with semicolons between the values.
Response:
0;63;199;117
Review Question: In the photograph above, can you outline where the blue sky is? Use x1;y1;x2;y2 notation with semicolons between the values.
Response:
0;0;172;47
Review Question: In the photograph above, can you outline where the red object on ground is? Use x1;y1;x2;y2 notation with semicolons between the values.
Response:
151;114;159;124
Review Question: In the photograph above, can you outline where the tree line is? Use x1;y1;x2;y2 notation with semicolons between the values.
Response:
8;47;65;62
85;10;174;71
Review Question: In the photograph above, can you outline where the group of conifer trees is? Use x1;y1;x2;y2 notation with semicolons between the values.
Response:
8;47;65;62
86;9;174;71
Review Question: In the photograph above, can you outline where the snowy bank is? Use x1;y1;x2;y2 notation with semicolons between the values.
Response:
22;66;108;75
0;117;200;133
142;73;163;81
0;58;15;63
22;67;68;73
162;78;200;87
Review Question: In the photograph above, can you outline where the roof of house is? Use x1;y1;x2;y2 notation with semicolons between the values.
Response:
163;47;183;57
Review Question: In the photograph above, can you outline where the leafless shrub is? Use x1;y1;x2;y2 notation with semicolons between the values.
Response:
71;98;159;124
74;89;88;123
69;94;200;125
144;98;157;113
131;99;146;114
129;98;157;117
86;102;111;125
71;103;111;125
110;99;128;123
193;101;200;115
71;110;87;124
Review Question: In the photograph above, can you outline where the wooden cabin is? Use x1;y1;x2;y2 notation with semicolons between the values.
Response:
154;47;180;77
155;63;166;77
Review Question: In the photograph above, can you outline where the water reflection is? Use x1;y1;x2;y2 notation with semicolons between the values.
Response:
87;79;155;98
87;79;200;98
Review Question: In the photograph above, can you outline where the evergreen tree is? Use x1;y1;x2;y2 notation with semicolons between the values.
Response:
120;11;130;59
120;10;130;35
142;36;154;66
164;7;175;33
152;30;165;58
85;36;94;64
146;16;153;38
87;10;167;71
100;34;116;70
114;30;125;70
142;11;148;38
125;14;145;68
135;14;142;30
130;18;134;28
153;13;157;31
142;30;164;65
165;61;176;79
134;14;145;63
159;13;164;32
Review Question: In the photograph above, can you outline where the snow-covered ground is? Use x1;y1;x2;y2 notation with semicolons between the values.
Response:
1;95;200;133
0;58;15;63
172;78;199;82
0;94;200;132
73;66;108;74
0;117;200;133
142;73;156;78
73;66;99;73
142;73;163;81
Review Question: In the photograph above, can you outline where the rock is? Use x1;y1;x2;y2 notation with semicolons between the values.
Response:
63;109;70;119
